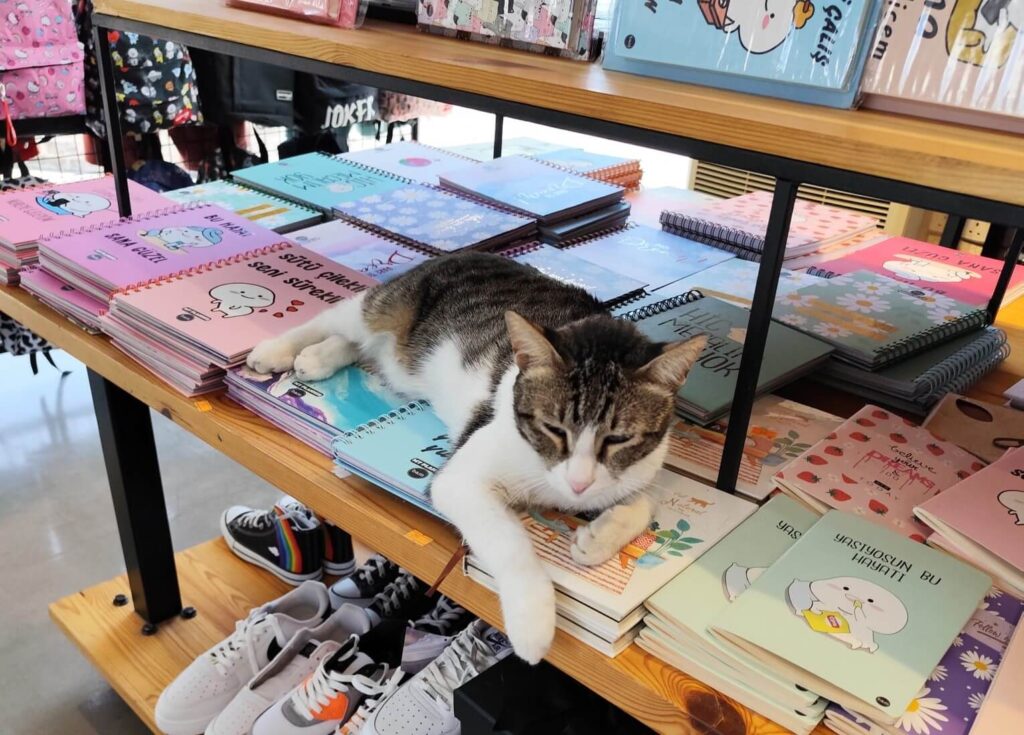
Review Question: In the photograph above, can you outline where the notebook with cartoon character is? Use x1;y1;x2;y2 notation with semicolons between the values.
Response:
163;180;322;233
712;511;991;726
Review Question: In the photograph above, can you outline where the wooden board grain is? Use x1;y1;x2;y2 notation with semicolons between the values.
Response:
91;0;1024;208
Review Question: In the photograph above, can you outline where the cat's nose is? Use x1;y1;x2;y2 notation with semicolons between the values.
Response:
569;477;594;494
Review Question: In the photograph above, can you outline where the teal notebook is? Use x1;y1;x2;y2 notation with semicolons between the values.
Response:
231;153;407;213
772;271;989;370
163;180;322;233
621;292;833;423
711;511;991;725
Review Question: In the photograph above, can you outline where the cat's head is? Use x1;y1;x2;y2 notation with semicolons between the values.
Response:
506;311;706;508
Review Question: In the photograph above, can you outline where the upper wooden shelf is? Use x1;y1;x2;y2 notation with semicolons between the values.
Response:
93;0;1024;209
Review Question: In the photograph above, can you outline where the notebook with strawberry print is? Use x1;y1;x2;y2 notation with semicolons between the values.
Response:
773;406;985;541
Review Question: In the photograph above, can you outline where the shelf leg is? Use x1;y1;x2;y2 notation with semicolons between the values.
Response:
92;24;132;218
987;229;1023;323
939;215;965;249
981;224;1011;259
88;370;182;625
493;114;504;159
716;180;798;492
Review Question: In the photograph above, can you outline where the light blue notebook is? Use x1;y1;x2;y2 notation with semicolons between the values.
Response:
502;241;648;307
163;180;322;234
331;401;450;517
532;148;638;175
231;153;407;213
565;224;735;291
290;220;432;282
332;183;535;253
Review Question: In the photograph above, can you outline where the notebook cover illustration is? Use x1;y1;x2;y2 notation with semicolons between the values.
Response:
503;242;648;306
290;219;431;282
667;395;842;500
806;237;1024;307
712;511;992;724
0;177;170;246
333;184;534;253
163;180;322;233
111;243;375;364
971;612;1024;735
231;153;406;212
337;142;476;185
565;224;735;291
623;293;834;423
774;405;985;540
923;394;1024;464
771;271;989;369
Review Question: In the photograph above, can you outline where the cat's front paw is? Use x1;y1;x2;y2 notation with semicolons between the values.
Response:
293;338;357;381
247;337;297;375
571;505;637;566
500;573;556;665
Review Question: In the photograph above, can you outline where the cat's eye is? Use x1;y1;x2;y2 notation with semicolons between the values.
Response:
602;434;631;447
543;423;567;439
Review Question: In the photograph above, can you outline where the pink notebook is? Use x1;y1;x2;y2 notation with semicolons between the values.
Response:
806;236;1024;307
773;405;985;541
971;621;1024;735
0;177;170;249
39;204;290;301
109;243;375;365
20;266;106;331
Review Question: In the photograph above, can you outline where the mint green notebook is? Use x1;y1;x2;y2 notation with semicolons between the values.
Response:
711;510;991;725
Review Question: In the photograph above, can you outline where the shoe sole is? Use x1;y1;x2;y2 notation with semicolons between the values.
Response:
323;559;357;576
220;513;323;586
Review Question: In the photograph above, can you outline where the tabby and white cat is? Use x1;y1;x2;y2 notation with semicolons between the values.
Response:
247;253;705;662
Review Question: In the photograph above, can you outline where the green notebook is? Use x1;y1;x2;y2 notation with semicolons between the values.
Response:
620;292;833;424
711;510;991;726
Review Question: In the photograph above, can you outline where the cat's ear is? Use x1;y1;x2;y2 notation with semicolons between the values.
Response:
505;311;563;371
638;335;708;389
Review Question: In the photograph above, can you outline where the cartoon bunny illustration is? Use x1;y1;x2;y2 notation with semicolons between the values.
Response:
998;490;1024;525
787;576;907;652
209;283;276;318
35;190;111;218
699;0;815;54
881;254;982;284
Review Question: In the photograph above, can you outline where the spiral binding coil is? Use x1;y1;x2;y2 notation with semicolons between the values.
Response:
916;327;1008;395
525;153;640;183
326;215;437;258
37;202;207;244
661;224;761;261
805;266;838;279
335;399;430;444
921;342;1011;405
880;308;989;366
618;289;706;322
660;210;763;252
497;240;543;259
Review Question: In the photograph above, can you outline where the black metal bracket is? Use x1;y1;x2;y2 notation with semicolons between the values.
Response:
92;25;132;218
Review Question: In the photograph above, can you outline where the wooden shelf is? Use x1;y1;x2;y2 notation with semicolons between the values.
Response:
92;0;1024;209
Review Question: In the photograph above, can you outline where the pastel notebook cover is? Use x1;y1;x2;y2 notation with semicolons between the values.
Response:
440;156;624;220
712;511;992;724
163;180;321;233
41;205;288;296
0;177;170;247
494;470;756;621
290;219;431;282
337;141;476;185
915;446;1024;573
112;243;375;364
661;192;878;254
19;266;106;319
649;257;820;309
564;224;735;290
503;242;647;307
971;614;1024;735
532;148;640;177
771;271;989;369
773;405;985;541
624;186;713;229
332;183;534;253
622;292;834;423
923;394;1024;465
231;153;406;212
825;588;1024;735
805;237;1024;307
448;137;568;162
666;395;842;500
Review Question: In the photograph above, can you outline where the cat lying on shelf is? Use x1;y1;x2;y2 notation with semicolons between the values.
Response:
247;252;705;663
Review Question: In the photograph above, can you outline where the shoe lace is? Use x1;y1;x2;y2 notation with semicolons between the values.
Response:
208;611;284;675
414;629;489;711
292;661;396;721
370;573;420;618
336;668;405;735
413;596;468;635
355;555;394;587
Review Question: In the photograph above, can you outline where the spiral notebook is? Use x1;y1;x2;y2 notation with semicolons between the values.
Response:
336;141;478;185
37;204;289;302
620;291;833;423
771;271;989;370
19;265;106;333
289;219;432;283
163;180;323;234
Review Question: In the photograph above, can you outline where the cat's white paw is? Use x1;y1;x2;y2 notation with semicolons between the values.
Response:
570;521;620;566
571;505;638;566
293;337;357;381
500;573;556;665
247;337;297;375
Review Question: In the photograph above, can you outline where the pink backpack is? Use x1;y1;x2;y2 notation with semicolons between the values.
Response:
0;0;86;128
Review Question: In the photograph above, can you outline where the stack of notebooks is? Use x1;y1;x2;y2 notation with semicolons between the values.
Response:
660;192;879;263
19;266;106;333
0;177;170;285
466;470;755;655
530;148;643;190
163;180;322;234
288;219;433;283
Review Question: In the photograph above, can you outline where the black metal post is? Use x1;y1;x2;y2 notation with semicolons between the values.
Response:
987;229;1024;323
411;118;419;142
88;370;181;624
716;180;799;492
939;215;966;249
493;114;504;159
92;25;132;218
981;224;1010;259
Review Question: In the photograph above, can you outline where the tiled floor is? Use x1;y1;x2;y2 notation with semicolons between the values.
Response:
0;351;281;734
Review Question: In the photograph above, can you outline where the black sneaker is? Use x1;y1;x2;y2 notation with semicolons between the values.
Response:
323;521;356;577
329;554;401;609
220;496;324;585
366;572;434;626
401;595;476;674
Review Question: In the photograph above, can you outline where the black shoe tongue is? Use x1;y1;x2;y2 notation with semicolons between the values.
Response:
324;635;359;673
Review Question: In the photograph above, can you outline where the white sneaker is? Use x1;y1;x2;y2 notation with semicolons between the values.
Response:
359;621;513;735
155;581;331;735
252;636;396;735
205;604;373;735
334;668;404;735
401;596;475;675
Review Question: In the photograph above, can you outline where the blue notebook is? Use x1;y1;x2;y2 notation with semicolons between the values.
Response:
501;241;648;308
231;153;407;213
163;180;322;234
564;224;735;291
332;183;536;253
440;156;624;224
290;220;432;283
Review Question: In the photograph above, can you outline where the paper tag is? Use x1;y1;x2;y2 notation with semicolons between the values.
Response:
194;400;212;412
404;530;433;546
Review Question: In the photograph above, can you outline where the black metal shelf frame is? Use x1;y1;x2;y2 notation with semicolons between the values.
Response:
87;15;1023;626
